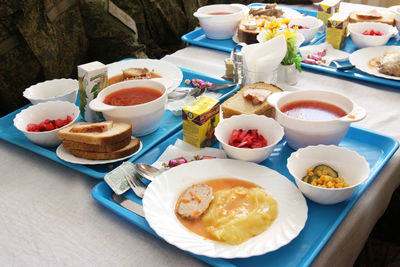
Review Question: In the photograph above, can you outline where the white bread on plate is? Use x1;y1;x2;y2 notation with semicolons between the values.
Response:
221;82;283;119
62;137;131;153
349;10;396;26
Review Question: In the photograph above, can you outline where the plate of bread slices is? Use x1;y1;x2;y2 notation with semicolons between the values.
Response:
56;121;142;164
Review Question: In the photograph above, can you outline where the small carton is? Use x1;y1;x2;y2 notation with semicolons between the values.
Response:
317;0;341;26
182;96;220;148
78;61;108;122
326;13;349;49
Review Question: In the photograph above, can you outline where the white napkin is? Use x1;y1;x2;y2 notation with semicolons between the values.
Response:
152;139;226;170
241;34;287;75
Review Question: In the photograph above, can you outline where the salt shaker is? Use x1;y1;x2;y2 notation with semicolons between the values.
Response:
232;42;246;87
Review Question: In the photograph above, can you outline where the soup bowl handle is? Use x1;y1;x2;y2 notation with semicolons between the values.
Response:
338;104;366;122
89;98;116;112
267;92;290;108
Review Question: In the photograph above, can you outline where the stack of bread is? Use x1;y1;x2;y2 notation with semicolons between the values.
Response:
58;121;140;160
221;82;283;119
349;9;396;26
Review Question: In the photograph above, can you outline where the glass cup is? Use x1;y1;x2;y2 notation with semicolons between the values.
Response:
243;67;278;85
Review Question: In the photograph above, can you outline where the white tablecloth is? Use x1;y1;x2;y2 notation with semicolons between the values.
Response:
1;2;399;267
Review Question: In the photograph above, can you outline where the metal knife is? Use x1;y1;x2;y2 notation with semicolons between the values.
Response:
113;193;145;218
208;83;237;90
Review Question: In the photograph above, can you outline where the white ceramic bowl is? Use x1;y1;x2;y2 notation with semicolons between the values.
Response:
287;145;370;205
194;4;245;39
13;101;80;147
89;80;167;137
23;78;79;105
288;16;324;44
348;22;398;49
267;90;366;150
389;5;400;32
214;114;284;163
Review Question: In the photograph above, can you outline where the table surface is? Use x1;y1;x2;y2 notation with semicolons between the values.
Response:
1;2;400;267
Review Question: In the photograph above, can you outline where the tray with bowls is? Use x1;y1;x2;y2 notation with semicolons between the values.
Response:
92;124;398;266
0;65;239;179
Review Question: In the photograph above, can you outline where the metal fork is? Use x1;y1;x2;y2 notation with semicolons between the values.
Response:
125;174;146;198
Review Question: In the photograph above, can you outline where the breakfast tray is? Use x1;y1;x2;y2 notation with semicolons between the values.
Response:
0;67;239;180
182;4;400;89
92;126;398;267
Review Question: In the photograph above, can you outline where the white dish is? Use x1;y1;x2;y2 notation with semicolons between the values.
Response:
107;59;183;91
349;46;400;81
56;139;142;165
142;159;308;259
300;43;350;65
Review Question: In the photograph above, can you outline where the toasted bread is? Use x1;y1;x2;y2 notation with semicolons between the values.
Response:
68;137;140;160
70;121;113;133
221;82;283;119
58;121;132;145
349;10;396;26
62;137;131;153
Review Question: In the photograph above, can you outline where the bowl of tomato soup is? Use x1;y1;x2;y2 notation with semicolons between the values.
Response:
89;80;167;136
267;90;366;149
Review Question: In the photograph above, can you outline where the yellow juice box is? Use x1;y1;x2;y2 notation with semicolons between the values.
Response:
182;96;220;148
317;0;341;26
326;13;349;49
78;61;108;122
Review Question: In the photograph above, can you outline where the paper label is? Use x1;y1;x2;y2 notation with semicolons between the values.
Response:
104;162;136;195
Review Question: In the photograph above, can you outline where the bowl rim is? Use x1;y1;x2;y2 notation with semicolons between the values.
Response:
94;79;168;109
348;22;395;36
23;78;78;101
215;114;285;151
13;101;80;134
288;16;324;30
287;144;370;191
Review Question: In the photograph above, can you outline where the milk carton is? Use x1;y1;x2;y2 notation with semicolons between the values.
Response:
182;96;220;148
317;0;341;26
326;13;349;49
77;61;108;122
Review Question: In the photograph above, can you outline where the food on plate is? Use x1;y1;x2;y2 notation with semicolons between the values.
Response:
221;82;283;119
302;164;349;188
349;9;396;26
176;178;278;245
27;115;73;132
103;87;163;106
175;184;214;220
228;129;268;149
162;155;216;168
58;121;140;160
280;100;347;121
373;51;400;77
302;49;327;65
238;3;284;44
362;29;384;36
108;68;162;85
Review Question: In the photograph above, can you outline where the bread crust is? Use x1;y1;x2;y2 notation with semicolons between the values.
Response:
62;137;131;153
349;11;395;26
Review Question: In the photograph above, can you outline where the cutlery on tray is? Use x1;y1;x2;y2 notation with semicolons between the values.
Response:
168;83;237;100
112;193;145;217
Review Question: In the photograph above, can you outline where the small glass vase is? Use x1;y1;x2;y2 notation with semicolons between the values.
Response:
277;63;299;85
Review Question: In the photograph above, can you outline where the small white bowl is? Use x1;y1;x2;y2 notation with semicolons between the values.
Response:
13;101;80;147
215;114;284;163
287;145;370;205
23;78;79;105
348;22;398;49
289;16;324;44
89;79;167;137
194;4;245;39
389;5;400;32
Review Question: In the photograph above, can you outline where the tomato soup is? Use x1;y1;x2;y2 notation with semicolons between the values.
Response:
280;100;347;121
103;87;162;106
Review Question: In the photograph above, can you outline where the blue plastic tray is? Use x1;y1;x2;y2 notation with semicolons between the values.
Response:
0;67;239;179
182;6;321;53
92;126;398;267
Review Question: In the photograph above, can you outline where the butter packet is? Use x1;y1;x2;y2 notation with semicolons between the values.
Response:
326;13;349;49
317;0;341;26
104;162;136;195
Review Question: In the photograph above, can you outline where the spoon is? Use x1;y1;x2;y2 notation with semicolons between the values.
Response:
135;163;162;182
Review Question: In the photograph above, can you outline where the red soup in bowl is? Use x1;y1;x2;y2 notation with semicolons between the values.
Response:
103;87;162;106
280;100;347;121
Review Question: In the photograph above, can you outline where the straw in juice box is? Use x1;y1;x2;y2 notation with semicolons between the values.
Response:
317;0;341;26
78;61;108;122
326;13;349;50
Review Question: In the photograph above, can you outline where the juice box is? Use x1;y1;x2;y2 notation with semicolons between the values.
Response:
77;61;108;122
326;13;349;49
182;96;220;148
317;0;341;26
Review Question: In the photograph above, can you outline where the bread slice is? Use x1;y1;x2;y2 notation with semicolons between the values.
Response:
58;121;132;145
62;137;131;153
70;121;113;133
349;10;395;26
68;137;141;160
221;82;283;119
